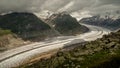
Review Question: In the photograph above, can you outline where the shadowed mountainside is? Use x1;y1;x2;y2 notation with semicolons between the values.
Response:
0;12;58;40
0;12;58;51
46;12;89;35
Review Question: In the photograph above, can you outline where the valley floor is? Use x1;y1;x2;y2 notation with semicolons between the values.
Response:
21;28;120;68
0;24;110;68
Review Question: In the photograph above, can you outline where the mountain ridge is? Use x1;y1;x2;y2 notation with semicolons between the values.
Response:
45;12;89;35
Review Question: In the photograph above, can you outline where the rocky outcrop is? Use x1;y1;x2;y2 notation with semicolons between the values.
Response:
0;34;29;52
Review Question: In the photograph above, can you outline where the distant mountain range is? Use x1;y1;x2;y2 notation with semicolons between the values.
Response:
80;16;120;30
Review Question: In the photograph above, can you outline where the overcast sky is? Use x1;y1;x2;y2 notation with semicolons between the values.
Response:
0;0;120;18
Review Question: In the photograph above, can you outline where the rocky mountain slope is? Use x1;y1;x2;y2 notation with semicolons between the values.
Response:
46;12;89;35
0;12;89;52
80;16;120;30
0;12;58;51
0;12;57;40
0;28;29;51
22;30;120;68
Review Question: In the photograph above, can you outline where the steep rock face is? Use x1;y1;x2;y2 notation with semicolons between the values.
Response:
80;16;120;30
46;12;89;35
0;12;56;40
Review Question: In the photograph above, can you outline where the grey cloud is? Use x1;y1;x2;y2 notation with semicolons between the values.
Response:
0;0;47;13
64;0;95;13
90;5;119;15
41;0;72;11
0;0;32;13
99;0;120;5
0;0;120;17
